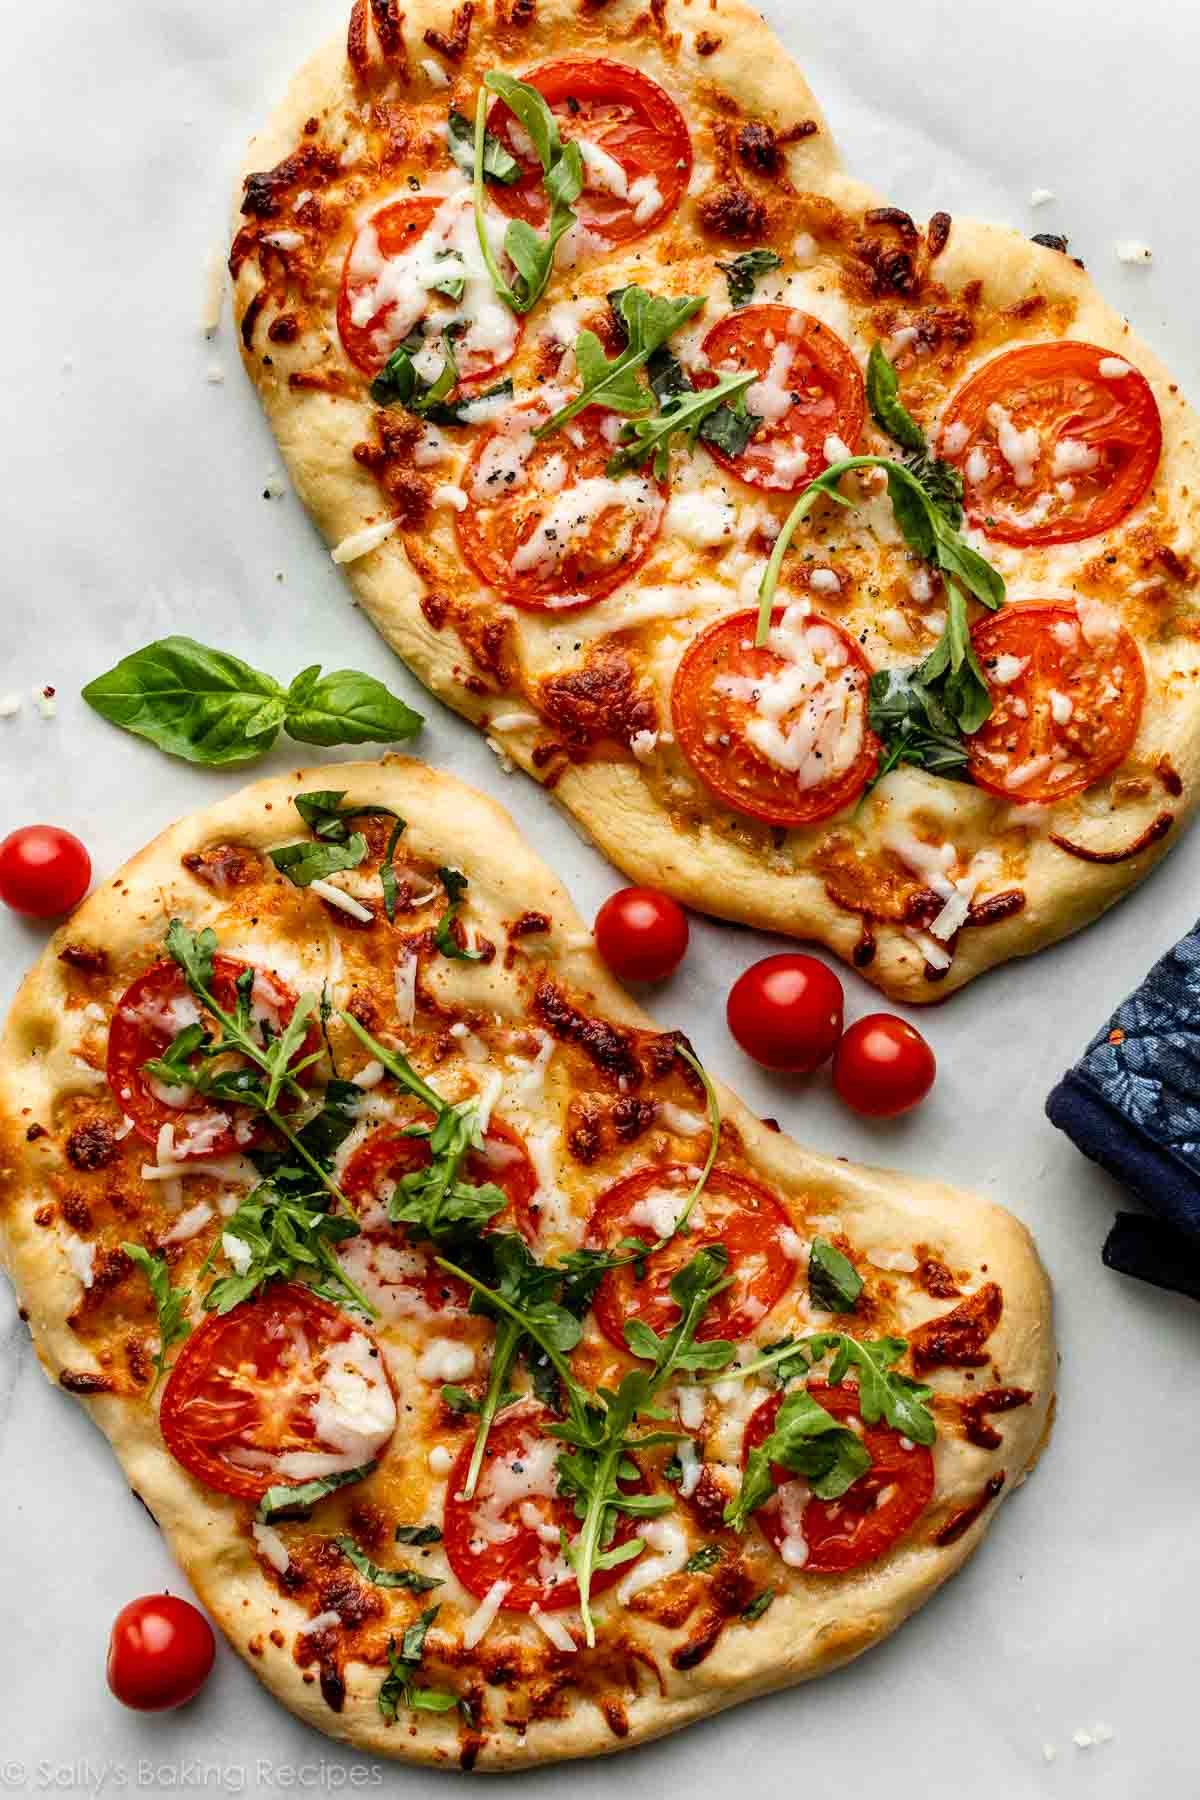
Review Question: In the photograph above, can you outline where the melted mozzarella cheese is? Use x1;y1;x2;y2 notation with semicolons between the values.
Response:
286;1331;397;1475
252;1521;291;1574
664;486;739;547
463;1580;510;1649
576;138;628;197
616;1517;690;1602
987;403;1040;487
509;476;661;578
718;605;864;789
775;1479;812;1567
417;1337;476;1383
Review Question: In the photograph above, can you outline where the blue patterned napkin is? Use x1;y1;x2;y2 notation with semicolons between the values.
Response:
1045;927;1200;1302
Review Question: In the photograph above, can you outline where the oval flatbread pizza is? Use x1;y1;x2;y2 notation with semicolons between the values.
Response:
0;757;1054;1768
228;0;1200;1003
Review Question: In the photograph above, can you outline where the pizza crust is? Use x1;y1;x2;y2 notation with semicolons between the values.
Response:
0;757;1054;1767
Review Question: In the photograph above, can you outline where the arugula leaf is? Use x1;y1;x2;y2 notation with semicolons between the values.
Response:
378;1608;460;1720
473;78;583;315
369;333;460;417
741;1587;775;1622
140;1021;212;1090
82;637;287;765
808;1240;863;1314
724;1385;873;1532
448;105;520;184
83;639;422;766
606;369;756;479
538;286;705;441
202;1184;372;1318
622;1247;736;1380
395;1523;442;1545
433;865;486;962
717;249;784;307
284;665;422;747
335;1537;442;1591
684;1543;723;1574
256;1462;377;1522
268;834;368;888
249;1078;365;1197
121;1244;191;1395
812;1333;935;1444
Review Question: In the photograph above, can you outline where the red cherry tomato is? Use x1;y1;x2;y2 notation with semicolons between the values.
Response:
833;1014;935;1117
106;1593;216;1712
726;954;844;1073
159;1284;396;1502
742;1384;934;1572
939;340;1161;546
0;825;91;918
671;608;878;827
585;1165;796;1347
594;887;689;983
486;59;692;245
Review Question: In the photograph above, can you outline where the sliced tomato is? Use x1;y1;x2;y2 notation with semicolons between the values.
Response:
671;606;878;827
698;307;865;494
456;400;665;609
337;192;522;381
442;1404;642;1611
159;1284;396;1502
742;1383;934;1573
341;1119;539;1313
586;1165;795;1349
486;59;691;245
106;956;313;1157
967;599;1145;802
939;341;1162;545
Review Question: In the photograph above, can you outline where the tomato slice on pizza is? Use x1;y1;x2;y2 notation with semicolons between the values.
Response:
585;1165;796;1348
939;341;1161;546
106;956;313;1157
456;400;665;608
341;1118;540;1312
742;1383;934;1572
967;599;1146;801
699;306;865;493
672;606;878;827
442;1404;642;1611
337;192;522;382
486;59;691;245
159;1284;397;1502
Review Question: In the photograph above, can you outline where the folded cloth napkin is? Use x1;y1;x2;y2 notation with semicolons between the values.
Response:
1045;923;1200;1302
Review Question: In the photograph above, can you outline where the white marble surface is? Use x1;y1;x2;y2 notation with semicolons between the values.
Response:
2;0;1198;1793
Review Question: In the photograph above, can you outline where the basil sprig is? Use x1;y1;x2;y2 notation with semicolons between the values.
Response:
538;286;705;442
378;1608;461;1720
121;1245;191;1395
717;248;783;307
82;637;422;767
472;75;583;316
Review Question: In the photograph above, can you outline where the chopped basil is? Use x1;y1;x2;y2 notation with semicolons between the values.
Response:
335;1536;443;1591
268;834;368;888
432;865;487;962
448;105;521;184
741;1588;775;1623
683;1543;723;1574
369;332;459;415
256;1462;377;1523
378;1607;461;1720
716;248;783;307
808;1240;863;1314
395;1523;442;1546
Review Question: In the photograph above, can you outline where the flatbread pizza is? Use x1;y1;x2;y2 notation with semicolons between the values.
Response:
0;758;1054;1768
228;0;1200;1002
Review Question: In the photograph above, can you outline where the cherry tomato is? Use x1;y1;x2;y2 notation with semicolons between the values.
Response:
742;1384;934;1572
586;1165;796;1347
832;1014;935;1118
726;954;844;1073
487;60;691;245
107;1593;216;1712
443;1404;644;1610
337;193;522;382
0;825;91;918
967;599;1145;802
159;1284;396;1501
106;956;315;1156
939;340;1161;545
671;608;878;827
594;887;689;982
341;1119;539;1312
699;307;865;493
456;399;665;609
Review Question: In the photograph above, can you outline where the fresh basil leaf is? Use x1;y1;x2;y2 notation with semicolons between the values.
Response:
291;789;403;844
699;393;759;460
268;833;368;888
82;637;287;766
683;1543;723;1574
432;865;486;962
865;342;927;456
284;666;422;747
808;1240;863;1313
717;248;783;308
121;1244;191;1394
448;105;520;184
607;369;756;479
741;1587;775;1623
335;1537;442;1591
256;1462;377;1523
395;1523;442;1545
369;336;459;415
422;376;514;429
